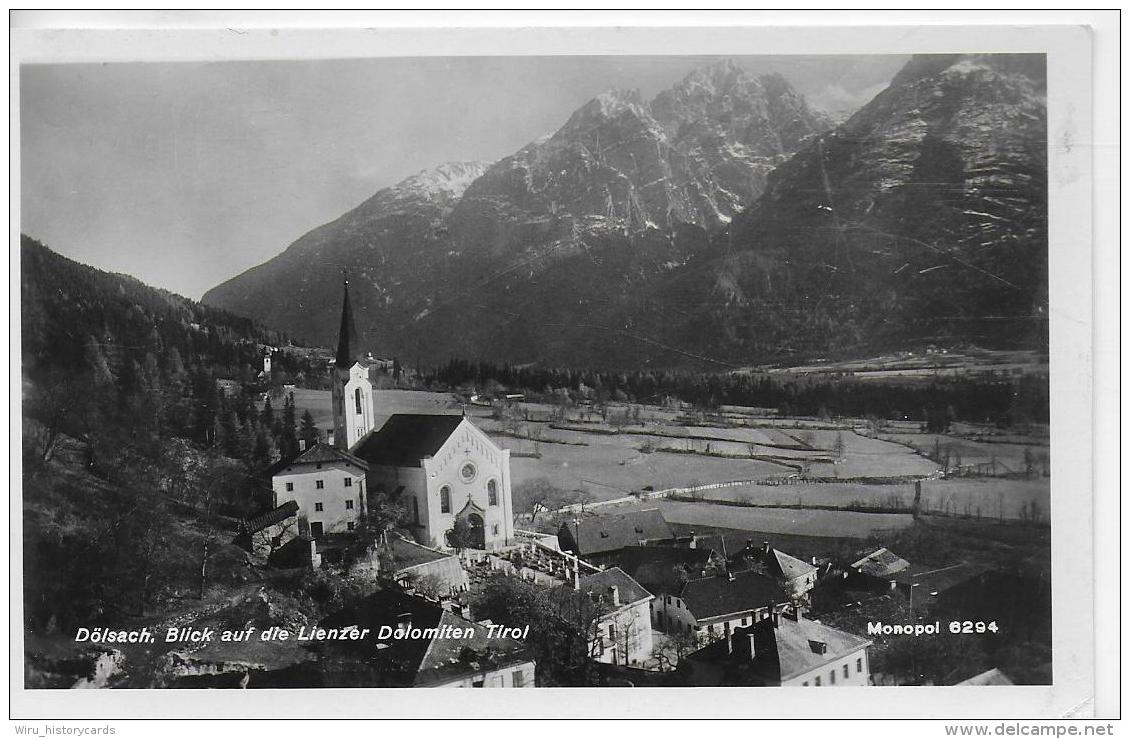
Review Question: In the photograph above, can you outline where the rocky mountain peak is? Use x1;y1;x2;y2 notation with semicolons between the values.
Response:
558;88;651;136
392;161;492;200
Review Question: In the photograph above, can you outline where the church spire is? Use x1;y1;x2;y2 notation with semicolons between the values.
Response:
335;273;359;369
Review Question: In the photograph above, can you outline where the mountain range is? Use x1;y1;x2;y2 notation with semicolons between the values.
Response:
203;55;1047;370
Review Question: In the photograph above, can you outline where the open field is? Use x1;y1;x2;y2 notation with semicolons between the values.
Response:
594;498;915;538
801;430;940;478
281;389;1043;522
879;433;1048;475
692;478;1049;522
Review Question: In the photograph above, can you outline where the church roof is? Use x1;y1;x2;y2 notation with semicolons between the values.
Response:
335;279;361;368
354;414;465;468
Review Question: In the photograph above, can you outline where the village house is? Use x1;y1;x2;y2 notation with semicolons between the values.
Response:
315;590;536;688
234;500;301;560
376;534;470;596
731;540;820;601
607;545;725;630
269;443;369;540
846;547;986;604
557;509;675;565
848;547;911;590
681;610;872;687
657;567;789;642
576;567;655;668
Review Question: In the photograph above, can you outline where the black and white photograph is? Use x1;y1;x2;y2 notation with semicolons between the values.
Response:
10;12;1115;726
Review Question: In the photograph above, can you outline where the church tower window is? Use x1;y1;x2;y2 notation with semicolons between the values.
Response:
355;388;363;415
487;479;498;507
440;486;451;514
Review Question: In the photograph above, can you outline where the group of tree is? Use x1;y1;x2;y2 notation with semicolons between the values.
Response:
19;236;337;632
426;357;1048;427
470;572;630;686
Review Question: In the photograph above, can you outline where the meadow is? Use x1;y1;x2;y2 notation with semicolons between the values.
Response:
284;389;1049;529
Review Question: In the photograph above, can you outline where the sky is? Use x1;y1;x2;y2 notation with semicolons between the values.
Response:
20;54;908;300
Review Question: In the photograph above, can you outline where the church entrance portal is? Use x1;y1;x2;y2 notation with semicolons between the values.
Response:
450;500;487;550
467;513;485;549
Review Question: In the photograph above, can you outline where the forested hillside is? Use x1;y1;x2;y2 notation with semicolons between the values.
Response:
20;236;325;634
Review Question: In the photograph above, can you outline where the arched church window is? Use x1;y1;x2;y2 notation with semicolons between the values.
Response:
487;479;498;507
354;388;363;415
440;485;451;514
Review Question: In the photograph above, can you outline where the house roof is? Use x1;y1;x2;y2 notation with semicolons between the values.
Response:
957;667;1014;686
240;500;299;535
267;442;369;477
383;536;457;572
560;509;675;556
354;414;465;468
610;546;717;596
678;569;787;621
732;542;817;581
851;548;911;578
767;616;872;681
578;567;653;607
318;590;530;687
767;549;817;581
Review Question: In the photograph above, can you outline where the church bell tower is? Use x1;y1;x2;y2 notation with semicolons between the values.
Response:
331;277;374;451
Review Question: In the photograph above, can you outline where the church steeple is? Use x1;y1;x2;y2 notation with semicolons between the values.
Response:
330;274;374;451
335;275;359;369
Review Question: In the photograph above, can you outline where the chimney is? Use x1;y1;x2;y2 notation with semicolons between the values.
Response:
811;556;818;566
298;439;307;452
771;611;780;628
762;541;771;554
610;585;620;607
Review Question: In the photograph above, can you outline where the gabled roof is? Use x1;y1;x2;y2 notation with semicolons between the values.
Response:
239;500;299;535
318;590;530;687
354;414;465;468
732;542;817;581
382;536;457;572
766;616;872;681
767;549;818;581
678;569;787;621
610;546;717;596
851;547;910;578
560;509;675;556
578;567;653;607
956;667;1015;686
267;442;368;477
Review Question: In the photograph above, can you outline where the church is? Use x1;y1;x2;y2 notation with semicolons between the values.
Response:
272;280;515;552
